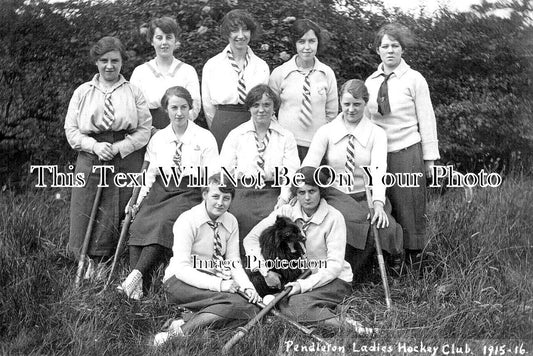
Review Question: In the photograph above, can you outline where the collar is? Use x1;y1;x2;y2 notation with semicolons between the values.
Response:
293;198;329;225
369;58;411;79
146;57;183;78
159;120;200;145
222;44;255;60
194;202;233;231
89;74;127;93
330;113;373;147
241;117;285;136
279;55;328;80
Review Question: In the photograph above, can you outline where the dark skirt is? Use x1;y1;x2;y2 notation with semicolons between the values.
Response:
68;131;144;259
228;184;280;258
278;278;352;322
325;188;403;255
210;104;250;152
128;176;202;250
164;275;259;320
150;107;169;130
386;142;427;250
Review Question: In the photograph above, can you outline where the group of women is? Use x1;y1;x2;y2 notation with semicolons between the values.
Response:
65;8;439;334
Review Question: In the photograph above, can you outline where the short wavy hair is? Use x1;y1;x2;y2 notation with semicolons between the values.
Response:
339;79;369;103
160;86;193;110
90;36;127;62
202;173;236;198
244;84;280;112
290;19;325;54
145;16;180;43
220;9;260;41
373;23;414;51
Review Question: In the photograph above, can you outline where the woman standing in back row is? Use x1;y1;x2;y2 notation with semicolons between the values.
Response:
202;9;270;151
269;19;338;161
365;23;440;263
130;16;201;129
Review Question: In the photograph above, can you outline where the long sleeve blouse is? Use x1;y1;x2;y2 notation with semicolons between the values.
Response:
365;59;440;161
163;203;255;292
220;119;300;201
243;199;353;293
64;74;152;158
201;45;269;126
130;58;201;120
269;55;338;147
302;114;388;204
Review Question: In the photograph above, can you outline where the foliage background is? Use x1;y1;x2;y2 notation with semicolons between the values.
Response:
1;0;532;188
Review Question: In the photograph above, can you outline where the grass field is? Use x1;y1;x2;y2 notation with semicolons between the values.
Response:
1;175;532;356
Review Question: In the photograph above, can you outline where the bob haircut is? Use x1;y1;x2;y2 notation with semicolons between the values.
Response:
339;79;369;103
244;84;280;112
145;16;180;43
220;9;260;40
290;166;328;199
373;23;414;51
290;19;325;54
202;173;236;198
160;86;193;110
90;36;127;63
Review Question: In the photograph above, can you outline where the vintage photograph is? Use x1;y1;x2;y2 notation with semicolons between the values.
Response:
1;0;532;354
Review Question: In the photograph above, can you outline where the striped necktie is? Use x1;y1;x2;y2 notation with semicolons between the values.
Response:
345;134;356;191
377;72;393;115
102;93;115;130
207;221;232;280
298;69;315;127
255;129;271;171
173;141;183;178
227;50;249;104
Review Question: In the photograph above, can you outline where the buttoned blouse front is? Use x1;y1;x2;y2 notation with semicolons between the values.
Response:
137;121;219;202
201;45;270;125
163;203;254;292
365;59;440;160
220;119;300;201
243;199;353;293
303;114;388;203
64;74;152;158
130;58;201;120
269;55;338;147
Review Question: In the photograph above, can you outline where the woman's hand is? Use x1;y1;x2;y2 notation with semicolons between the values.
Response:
371;201;389;229
243;288;261;304
286;281;302;296
220;279;239;293
263;271;282;289
93;142;115;161
274;196;288;210
425;160;435;179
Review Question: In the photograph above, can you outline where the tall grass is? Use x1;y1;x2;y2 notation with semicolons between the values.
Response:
1;176;531;355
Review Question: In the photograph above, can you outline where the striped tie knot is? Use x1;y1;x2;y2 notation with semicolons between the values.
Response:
298;69;315;127
227;49;249;104
207;220;231;280
255;130;270;172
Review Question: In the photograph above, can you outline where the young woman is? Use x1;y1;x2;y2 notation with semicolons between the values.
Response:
269;19;338;161
303;79;403;281
365;23;439;262
202;9;269;150
64;36;151;276
130;16;201;128
119;86;218;299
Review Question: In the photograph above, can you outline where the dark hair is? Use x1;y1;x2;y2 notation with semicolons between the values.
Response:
90;36;127;62
373;23;414;51
220;9;260;40
290;166;328;199
290;19;325;54
146;16;180;43
244;84;280;112
202;173;236;198
339;79;369;103
160;86;193;110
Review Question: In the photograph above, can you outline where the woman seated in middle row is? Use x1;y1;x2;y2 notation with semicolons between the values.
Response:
119;86;219;299
220;84;300;258
302;79;403;281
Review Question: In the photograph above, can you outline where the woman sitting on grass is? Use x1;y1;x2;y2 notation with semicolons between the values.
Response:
153;174;260;346
243;166;375;334
119;86;218;299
